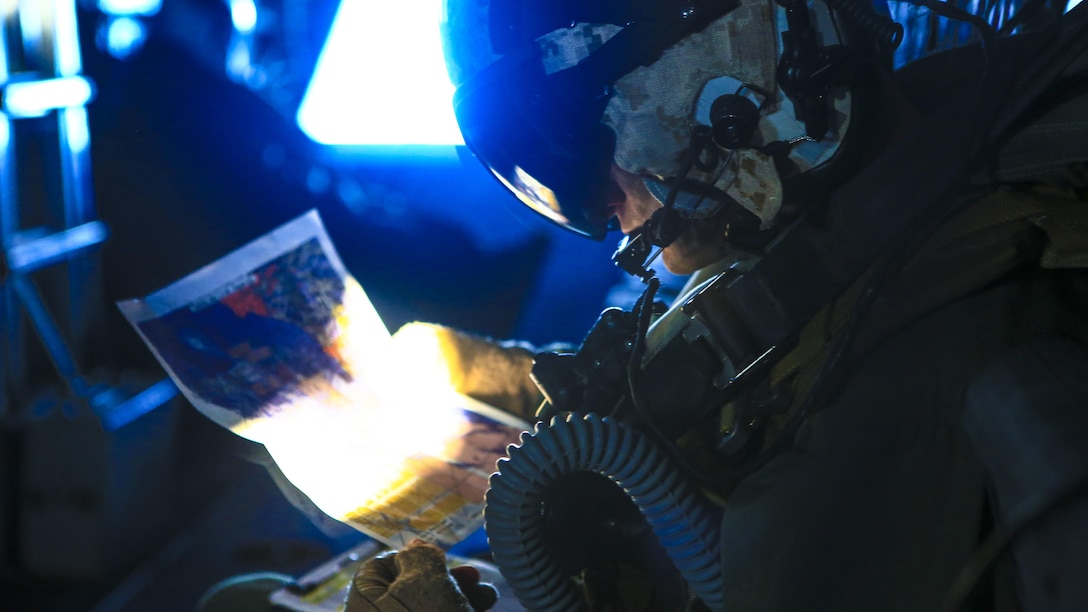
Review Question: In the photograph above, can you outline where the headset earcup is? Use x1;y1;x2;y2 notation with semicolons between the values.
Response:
709;94;762;149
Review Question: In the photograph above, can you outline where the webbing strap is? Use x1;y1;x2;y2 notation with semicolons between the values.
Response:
770;184;1088;399
985;85;1088;185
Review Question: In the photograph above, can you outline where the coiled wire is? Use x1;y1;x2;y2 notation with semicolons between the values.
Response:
826;0;906;49
484;413;724;611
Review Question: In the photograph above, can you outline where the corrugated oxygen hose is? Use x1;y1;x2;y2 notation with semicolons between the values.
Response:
484;412;724;611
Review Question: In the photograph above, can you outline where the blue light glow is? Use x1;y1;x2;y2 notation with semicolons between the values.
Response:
230;0;257;34
227;41;252;80
98;0;161;17
5;220;107;274
296;0;464;145
99;379;179;432
18;0;44;64
2;76;95;118
1068;0;1084;12
105;16;147;59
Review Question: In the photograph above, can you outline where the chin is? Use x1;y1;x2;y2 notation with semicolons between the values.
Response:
660;223;733;275
662;243;723;276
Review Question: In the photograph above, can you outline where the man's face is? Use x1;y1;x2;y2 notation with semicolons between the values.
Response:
607;165;730;275
606;164;659;235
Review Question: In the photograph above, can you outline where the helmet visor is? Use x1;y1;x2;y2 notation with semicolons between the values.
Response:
449;1;742;240
454;51;618;239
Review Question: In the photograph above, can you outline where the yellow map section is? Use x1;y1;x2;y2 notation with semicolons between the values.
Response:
345;455;482;542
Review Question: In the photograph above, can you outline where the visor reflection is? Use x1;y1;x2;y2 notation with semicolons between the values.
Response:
489;166;575;230
512;166;567;222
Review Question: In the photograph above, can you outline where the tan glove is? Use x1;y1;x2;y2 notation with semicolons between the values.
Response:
391;322;545;422
346;540;498;612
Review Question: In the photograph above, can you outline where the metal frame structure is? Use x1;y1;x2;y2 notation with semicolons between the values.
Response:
0;0;177;580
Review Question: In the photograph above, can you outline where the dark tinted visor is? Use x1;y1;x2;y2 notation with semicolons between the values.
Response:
454;51;618;240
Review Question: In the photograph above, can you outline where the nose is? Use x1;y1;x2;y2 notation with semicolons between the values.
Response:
579;172;625;230
607;164;664;234
604;176;625;212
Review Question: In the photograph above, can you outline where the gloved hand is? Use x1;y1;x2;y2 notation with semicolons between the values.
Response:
391;322;546;422
346;540;499;612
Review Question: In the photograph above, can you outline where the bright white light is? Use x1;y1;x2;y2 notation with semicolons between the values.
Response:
1068;0;1084;12
3;76;94;118
106;16;146;59
230;0;257;34
98;0;161;17
18;0;45;66
62;106;89;153
297;0;464;145
54;0;83;76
